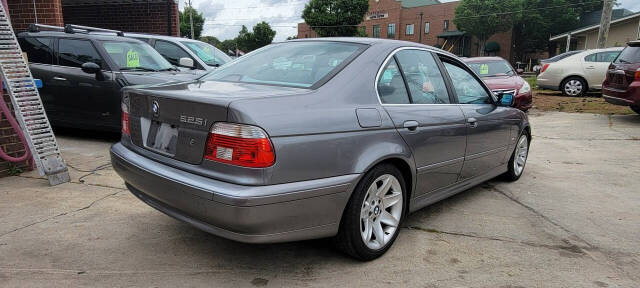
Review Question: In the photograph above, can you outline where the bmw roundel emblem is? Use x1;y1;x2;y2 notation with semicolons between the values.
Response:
152;100;159;115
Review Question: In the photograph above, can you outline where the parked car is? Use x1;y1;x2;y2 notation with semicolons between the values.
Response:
18;24;200;132
110;38;531;260
602;41;640;114
464;57;532;111
537;47;623;96
126;33;232;73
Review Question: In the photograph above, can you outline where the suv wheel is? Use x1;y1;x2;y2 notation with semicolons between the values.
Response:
334;164;405;261
631;106;640;115
561;77;586;96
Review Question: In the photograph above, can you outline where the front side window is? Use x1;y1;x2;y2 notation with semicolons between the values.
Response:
181;41;232;67
395;50;449;104
377;58;410;104
101;41;173;71
18;37;53;65
406;24;414;35
443;61;490;104
203;41;364;88
387;24;395;38
58;39;103;68
467;60;515;77
424;22;430;34
373;25;381;38
154;40;192;66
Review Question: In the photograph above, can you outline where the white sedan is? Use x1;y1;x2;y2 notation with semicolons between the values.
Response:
537;47;623;96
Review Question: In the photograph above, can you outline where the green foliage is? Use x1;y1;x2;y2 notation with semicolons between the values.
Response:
302;0;369;37
179;6;204;39
199;36;221;47
7;164;23;176
286;35;298;40
218;39;237;55
227;22;276;53
454;0;517;47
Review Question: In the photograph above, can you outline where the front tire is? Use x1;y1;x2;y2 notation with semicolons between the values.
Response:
561;77;586;97
631;105;640;115
503;133;530;181
334;164;406;261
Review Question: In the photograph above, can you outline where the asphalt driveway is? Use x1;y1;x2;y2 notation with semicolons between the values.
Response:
1;111;639;287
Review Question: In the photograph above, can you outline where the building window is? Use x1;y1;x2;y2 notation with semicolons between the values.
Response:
388;23;396;38
406;24;414;35
424;22;430;34
444;20;449;31
373;25;381;38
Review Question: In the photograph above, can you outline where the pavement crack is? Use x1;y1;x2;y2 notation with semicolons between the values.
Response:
0;191;120;239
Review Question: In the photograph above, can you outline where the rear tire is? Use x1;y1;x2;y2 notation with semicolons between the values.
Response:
631;105;640;115
503;133;530;181
334;164;406;261
561;77;587;97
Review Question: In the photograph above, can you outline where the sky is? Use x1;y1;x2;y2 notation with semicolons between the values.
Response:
179;0;640;42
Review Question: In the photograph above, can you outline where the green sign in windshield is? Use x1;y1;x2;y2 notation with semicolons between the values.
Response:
479;64;489;75
126;49;140;67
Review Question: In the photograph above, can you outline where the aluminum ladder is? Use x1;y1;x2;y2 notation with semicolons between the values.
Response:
0;5;69;185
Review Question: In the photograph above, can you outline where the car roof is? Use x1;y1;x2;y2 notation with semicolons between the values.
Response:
576;47;625;55
125;32;196;42
18;30;143;42
462;56;506;63
287;37;456;57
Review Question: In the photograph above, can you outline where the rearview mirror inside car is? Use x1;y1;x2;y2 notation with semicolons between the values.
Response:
179;57;195;68
81;62;101;74
498;93;515;107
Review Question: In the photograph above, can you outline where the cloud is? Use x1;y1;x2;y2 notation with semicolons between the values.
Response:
180;0;307;41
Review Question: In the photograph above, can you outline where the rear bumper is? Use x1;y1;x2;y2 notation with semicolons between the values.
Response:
602;82;640;107
110;143;358;243
536;76;558;91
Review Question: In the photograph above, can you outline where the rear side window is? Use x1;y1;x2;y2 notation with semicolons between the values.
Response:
377;58;410;104
614;46;640;64
18;37;53;64
154;40;192;66
597;51;620;62
58;39;103;68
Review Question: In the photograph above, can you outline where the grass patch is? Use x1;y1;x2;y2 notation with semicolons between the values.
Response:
525;76;536;88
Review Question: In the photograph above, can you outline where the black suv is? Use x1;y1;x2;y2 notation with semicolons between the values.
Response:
17;24;200;132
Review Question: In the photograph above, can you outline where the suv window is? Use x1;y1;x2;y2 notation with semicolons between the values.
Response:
395;50;449;104
443;61;491;104
154;40;192;66
18;37;54;64
58;39;103;68
614;46;640;64
377;58;410;104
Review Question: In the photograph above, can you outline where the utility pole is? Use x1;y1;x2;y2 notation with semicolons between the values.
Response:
418;12;424;43
188;0;194;39
597;0;615;49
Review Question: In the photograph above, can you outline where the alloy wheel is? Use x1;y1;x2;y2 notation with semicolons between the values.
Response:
564;80;583;96
514;135;529;176
359;174;403;250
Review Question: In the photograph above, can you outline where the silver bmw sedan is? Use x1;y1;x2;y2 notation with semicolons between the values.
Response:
111;38;531;261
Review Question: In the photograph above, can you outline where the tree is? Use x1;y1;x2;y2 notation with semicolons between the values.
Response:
251;22;276;49
218;39;237;55
235;25;253;52
200;36;221;47
179;6;204;39
454;0;519;56
302;0;369;37
286;35;298;40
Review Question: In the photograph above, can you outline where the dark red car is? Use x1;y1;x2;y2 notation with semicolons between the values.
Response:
464;57;532;111
603;41;640;115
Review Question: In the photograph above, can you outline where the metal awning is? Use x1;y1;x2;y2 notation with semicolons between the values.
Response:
437;30;465;38
62;0;176;5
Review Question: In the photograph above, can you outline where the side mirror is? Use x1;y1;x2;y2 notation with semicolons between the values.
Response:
497;92;515;107
179;57;195;68
81;62;101;74
516;68;524;75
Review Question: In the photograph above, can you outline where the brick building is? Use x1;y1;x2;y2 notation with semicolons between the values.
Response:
0;0;179;177
298;0;513;61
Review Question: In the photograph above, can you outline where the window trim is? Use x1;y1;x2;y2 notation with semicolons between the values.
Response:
424;22;430;34
387;23;396;39
405;24;415;35
373;24;381;38
375;47;463;106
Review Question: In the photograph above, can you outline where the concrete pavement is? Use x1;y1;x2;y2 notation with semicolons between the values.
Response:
1;111;639;287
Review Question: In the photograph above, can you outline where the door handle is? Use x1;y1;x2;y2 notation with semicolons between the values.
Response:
586;66;595;69
52;76;67;81
403;120;419;131
467;117;478;128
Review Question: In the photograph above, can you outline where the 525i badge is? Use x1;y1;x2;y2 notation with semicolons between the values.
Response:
180;115;208;126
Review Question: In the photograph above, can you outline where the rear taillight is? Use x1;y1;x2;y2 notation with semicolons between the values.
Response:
635;68;640;81
121;95;130;135
540;63;550;73
204;122;275;168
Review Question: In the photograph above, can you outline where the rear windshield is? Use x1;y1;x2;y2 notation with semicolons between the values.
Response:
614;46;640;64
544;50;583;62
467;60;515;77
202;41;365;88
